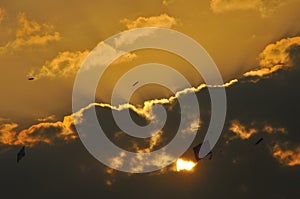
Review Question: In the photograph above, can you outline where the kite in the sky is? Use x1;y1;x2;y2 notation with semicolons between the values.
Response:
193;142;213;162
17;146;26;163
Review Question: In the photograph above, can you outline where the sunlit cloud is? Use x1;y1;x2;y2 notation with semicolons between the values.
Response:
181;119;202;135
113;52;138;64
0;121;18;146
109;151;127;169
108;148;175;173
228;120;288;141
132;131;164;153
210;0;287;17
105;180;113;186
0;13;61;54
107;130;176;173
263;125;287;134
37;115;57;122
28;14;178;80
229;120;258;140
243;37;300;79
0;115;77;147
121;13;177;29
28;50;89;79
272;143;300;166
30;14;173;80
207;79;238;88
28;39;137;80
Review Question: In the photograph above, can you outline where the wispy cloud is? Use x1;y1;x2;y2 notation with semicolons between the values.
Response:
121;14;177;29
37;115;57;122
263;125;287;134
181;119;202;135
273;143;300;166
229;120;258;140
28;50;89;79
0;13;61;54
28;47;138;80
228;120;287;141
210;0;287;17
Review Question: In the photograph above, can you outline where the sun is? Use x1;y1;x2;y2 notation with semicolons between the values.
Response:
176;158;197;172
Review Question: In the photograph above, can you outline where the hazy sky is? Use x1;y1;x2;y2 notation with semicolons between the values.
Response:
1;0;300;198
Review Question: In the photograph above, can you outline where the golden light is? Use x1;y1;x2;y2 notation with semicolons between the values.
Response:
176;158;197;172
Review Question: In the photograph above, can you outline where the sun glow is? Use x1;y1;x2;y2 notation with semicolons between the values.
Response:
176;159;197;172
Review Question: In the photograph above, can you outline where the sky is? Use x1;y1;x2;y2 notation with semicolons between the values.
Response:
1;0;300;198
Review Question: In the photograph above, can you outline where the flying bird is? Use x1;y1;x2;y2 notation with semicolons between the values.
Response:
28;77;35;81
17;146;26;163
132;81;139;86
254;138;264;146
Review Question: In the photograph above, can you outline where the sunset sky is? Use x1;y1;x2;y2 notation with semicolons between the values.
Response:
1;0;300;198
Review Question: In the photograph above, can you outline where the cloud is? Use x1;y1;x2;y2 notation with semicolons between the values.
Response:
0;121;18;145
135;131;164;153
243;37;300;78
0;115;77;147
30;14;176;80
108;130;176;173
28;50;90;79
37;115;57;122
113;52;137;64
228;120;288;141
28;36;138;80
272;144;300;166
105;180;113;186
0;13;61;54
263;125;287;134
0;8;5;24
210;0;287;17
181;119;202;135
113;14;178;50
121;14;177;29
229;120;258;140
